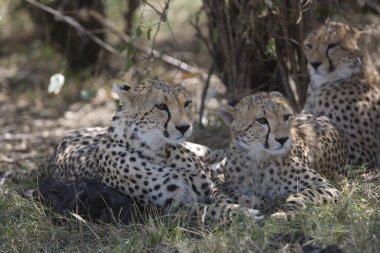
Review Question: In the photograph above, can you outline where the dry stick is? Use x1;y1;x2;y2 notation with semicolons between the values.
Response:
270;6;299;111
143;1;166;18
144;0;172;72
25;0;122;57
87;11;202;75
190;21;212;57
199;63;215;128
25;0;202;75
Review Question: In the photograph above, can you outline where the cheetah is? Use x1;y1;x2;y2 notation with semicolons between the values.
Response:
302;21;380;166
50;80;261;221
213;92;348;218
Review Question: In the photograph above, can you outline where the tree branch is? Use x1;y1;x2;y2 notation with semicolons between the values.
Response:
25;0;203;75
25;0;122;57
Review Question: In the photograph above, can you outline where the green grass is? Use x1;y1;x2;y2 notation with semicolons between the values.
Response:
1;1;380;252
1;176;379;252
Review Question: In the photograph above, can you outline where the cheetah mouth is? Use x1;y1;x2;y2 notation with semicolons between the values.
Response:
311;68;320;75
268;147;288;155
161;129;192;144
160;134;187;144
266;143;291;155
310;69;326;76
238;141;287;153
310;67;336;76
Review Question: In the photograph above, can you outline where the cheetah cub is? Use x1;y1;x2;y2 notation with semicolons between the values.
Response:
215;92;348;218
303;21;380;166
50;80;261;222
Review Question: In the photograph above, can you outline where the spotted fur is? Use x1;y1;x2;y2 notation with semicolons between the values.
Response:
213;92;348;218
302;21;380;166
51;80;261;222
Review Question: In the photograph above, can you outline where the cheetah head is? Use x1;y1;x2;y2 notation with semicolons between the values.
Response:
220;92;293;160
113;80;193;147
303;21;365;88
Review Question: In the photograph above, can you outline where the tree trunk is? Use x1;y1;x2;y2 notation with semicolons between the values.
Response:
201;0;330;110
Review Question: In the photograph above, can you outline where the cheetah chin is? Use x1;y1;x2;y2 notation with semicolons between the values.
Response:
267;141;291;155
238;140;290;160
160;129;192;145
160;134;187;145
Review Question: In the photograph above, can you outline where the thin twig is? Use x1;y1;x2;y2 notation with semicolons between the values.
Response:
199;63;215;128
190;19;213;58
143;0;168;21
144;0;172;71
88;10;202;75
25;0;122;56
142;1;162;16
277;59;300;111
25;0;202;75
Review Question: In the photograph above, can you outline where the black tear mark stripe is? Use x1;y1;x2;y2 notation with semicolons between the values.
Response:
265;123;270;148
163;107;171;129
325;47;335;72
263;108;270;148
162;95;171;130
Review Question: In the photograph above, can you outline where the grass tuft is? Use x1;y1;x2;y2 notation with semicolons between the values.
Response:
1;173;380;252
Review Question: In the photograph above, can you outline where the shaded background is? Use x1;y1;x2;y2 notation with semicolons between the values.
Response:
1;0;380;176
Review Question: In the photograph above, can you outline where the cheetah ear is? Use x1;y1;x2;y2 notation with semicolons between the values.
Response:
220;104;236;126
113;83;132;105
270;91;284;97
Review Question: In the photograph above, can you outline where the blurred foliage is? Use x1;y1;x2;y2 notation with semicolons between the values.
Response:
1;0;379;109
26;0;107;71
200;0;380;108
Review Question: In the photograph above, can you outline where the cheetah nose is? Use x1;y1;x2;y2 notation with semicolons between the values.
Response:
310;61;322;70
275;137;289;145
176;124;191;135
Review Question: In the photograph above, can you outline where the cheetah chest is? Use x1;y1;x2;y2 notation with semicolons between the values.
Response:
225;156;284;201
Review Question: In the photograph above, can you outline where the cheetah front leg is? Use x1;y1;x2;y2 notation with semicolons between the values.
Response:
203;187;263;223
271;182;340;220
182;142;226;164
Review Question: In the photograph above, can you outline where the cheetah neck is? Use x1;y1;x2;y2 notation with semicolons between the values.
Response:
108;108;168;160
230;141;274;165
309;54;378;89
309;62;362;89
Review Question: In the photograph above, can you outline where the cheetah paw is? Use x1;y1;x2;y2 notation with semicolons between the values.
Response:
270;211;288;220
243;208;264;220
270;211;296;220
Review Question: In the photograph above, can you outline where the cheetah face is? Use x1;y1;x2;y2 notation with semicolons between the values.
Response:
303;22;363;88
220;92;293;160
113;80;193;147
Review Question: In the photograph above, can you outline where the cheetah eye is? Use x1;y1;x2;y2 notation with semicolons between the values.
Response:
256;117;268;125
305;44;312;50
184;100;192;108
327;43;339;50
155;104;168;111
283;114;291;121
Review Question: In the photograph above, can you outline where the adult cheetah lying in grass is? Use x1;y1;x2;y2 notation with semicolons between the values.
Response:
302;21;380;167
212;92;348;219
48;80;261;222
